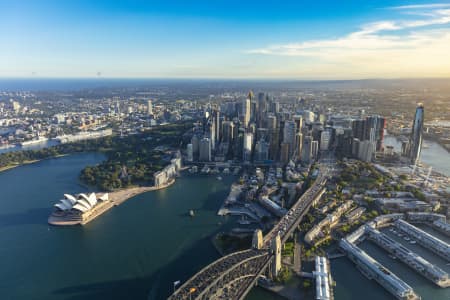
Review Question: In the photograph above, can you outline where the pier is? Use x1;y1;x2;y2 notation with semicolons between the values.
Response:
395;219;450;262
366;226;450;288
432;220;450;237
340;239;420;300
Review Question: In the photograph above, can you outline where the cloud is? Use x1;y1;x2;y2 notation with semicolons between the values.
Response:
245;6;450;77
390;3;450;10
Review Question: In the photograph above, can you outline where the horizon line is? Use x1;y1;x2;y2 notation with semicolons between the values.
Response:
1;76;450;81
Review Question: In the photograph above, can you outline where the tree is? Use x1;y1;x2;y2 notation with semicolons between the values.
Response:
303;280;312;289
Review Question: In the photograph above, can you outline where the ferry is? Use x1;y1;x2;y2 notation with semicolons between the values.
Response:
201;166;210;174
189;166;198;173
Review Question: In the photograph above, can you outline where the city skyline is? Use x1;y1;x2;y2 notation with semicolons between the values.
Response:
2;0;450;79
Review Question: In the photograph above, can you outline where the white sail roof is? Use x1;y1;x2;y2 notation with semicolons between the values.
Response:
98;193;109;201
61;199;74;209
55;193;102;212
86;193;98;207
72;203;90;212
64;194;77;205
55;203;71;211
76;199;92;210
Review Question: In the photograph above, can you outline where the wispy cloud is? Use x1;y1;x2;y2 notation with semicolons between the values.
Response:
248;8;450;56
246;6;450;77
390;3;450;10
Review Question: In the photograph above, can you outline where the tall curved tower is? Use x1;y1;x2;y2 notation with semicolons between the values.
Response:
409;103;424;165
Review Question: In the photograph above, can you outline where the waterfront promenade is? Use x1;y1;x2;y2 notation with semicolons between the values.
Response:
110;178;175;206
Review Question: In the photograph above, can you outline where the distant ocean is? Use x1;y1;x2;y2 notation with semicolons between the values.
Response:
0;78;172;91
1;77;450;92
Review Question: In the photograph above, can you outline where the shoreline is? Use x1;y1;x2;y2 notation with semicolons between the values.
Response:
109;178;176;206
0;154;69;174
48;178;176;226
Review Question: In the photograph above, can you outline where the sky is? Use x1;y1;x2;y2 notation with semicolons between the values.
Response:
1;0;450;79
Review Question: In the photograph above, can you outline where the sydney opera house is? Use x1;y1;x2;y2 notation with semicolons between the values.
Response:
48;192;112;226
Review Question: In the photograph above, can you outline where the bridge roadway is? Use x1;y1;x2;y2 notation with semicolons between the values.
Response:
168;162;331;300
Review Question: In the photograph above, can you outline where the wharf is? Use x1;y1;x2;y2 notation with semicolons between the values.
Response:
366;226;450;288
395;220;450;262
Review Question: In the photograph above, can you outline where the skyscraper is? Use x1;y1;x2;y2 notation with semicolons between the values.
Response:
320;129;331;151
301;136;312;163
280;142;290;164
213;110;220;143
255;140;269;161
186;143;193;162
242;95;251;128
311;141;319;159
283;120;296;158
199;138;211;162
294;132;303;160
147;100;153;115
243;132;253;162
222;121;234;143
257;92;267;128
409;103;424;164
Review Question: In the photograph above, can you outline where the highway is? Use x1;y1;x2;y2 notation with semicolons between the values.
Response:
168;155;334;300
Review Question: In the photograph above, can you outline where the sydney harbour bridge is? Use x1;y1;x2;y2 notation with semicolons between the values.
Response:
168;162;331;300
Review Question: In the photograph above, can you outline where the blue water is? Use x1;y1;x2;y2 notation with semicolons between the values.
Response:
0;153;236;300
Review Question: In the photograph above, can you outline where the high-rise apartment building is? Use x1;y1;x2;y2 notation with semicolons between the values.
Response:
409;103;424;164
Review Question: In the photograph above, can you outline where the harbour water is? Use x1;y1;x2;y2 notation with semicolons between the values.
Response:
384;135;450;176
0;153;235;300
0;153;448;300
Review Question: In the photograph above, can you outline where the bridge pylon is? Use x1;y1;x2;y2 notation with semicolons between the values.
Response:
252;229;264;250
271;234;282;278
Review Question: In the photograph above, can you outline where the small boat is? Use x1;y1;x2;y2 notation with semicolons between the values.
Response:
189;210;195;217
388;254;397;260
404;237;410;241
217;176;223;181
409;240;417;244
